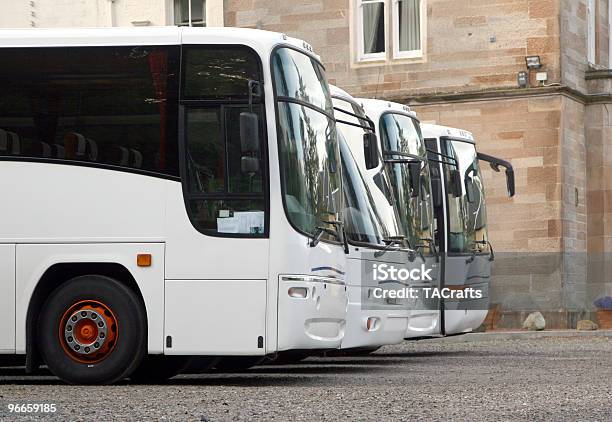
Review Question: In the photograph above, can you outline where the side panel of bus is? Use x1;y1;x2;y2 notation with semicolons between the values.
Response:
15;243;166;354
0;245;16;353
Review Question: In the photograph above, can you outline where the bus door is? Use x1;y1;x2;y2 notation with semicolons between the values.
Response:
163;45;270;355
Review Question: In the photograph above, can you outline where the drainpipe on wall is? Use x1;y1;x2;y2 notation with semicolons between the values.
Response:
108;0;116;27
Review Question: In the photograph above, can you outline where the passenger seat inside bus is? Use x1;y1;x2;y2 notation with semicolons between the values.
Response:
0;128;20;155
63;132;98;161
102;145;143;169
51;144;66;159
129;148;143;169
19;139;53;158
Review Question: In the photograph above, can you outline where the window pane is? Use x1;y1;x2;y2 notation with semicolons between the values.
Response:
444;140;488;254
380;113;433;249
191;1;206;25
339;132;389;245
189;198;266;235
182;46;262;101
398;0;421;52
0;46;180;176
185;106;264;194
277;101;341;238
175;0;206;27
175;0;190;25
186;108;224;193
272;47;333;114
362;1;385;54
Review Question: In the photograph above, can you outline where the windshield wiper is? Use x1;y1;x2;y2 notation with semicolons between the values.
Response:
374;236;405;258
309;219;349;254
383;150;427;164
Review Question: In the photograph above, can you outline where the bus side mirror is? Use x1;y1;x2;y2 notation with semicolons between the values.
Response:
450;169;462;197
240;112;260;154
431;177;443;207
363;132;379;170
477;152;515;198
409;162;421;197
506;168;516;197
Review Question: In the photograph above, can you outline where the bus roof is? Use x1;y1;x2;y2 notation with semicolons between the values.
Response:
357;98;417;121
0;26;310;53
330;85;354;102
421;124;475;144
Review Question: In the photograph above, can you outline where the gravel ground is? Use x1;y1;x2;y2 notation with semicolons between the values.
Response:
1;336;611;421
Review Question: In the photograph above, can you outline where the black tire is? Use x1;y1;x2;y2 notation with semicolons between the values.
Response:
130;355;192;383
37;275;147;385
214;356;265;372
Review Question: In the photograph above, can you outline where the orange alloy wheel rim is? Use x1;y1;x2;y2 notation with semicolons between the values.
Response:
58;300;119;364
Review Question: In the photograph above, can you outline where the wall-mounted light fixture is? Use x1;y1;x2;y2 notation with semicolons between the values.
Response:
517;71;529;88
525;56;542;70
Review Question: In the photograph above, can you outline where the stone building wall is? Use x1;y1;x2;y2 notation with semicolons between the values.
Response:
0;0;610;327
226;0;562;98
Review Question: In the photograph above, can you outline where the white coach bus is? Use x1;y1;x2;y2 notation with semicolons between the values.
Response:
423;124;514;335
331;86;410;350
0;27;348;384
357;99;440;339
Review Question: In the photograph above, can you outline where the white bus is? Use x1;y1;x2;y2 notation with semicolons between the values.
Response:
331;86;410;350
0;27;348;384
423;124;514;335
357;99;441;339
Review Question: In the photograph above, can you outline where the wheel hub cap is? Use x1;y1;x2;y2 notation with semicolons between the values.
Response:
64;309;107;355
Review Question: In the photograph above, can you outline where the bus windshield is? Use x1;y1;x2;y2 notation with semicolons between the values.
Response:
380;112;434;250
273;47;342;239
338;131;389;246
444;140;488;253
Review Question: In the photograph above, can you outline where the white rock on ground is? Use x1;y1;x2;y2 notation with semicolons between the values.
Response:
523;312;546;331
576;320;598;331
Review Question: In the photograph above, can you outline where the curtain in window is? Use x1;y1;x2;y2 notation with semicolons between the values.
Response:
363;1;385;54
398;0;421;52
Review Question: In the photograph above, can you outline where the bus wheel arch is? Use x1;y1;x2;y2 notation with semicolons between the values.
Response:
25;262;147;374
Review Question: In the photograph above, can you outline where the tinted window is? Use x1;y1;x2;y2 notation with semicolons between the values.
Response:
272;47;333;114
182;46;262;101
186;106;264;195
443;140;488;254
0;46;180;176
182;46;267;237
380;113;434;251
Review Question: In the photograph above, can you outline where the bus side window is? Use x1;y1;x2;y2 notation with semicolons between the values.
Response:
0;45;180;176
181;46;268;238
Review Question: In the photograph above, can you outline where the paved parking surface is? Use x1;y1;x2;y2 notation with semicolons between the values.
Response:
1;335;611;421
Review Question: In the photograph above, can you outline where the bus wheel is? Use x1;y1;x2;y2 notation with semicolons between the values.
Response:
37;275;146;385
130;356;192;383
214;356;265;372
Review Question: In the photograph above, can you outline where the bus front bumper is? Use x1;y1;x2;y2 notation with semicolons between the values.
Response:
340;284;409;349
277;276;347;351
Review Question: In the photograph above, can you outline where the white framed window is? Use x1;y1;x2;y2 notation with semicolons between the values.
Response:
174;0;206;27
392;0;426;59
357;0;387;61
354;0;426;63
587;0;596;65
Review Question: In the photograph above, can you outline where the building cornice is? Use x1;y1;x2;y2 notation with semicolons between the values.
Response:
395;86;612;107
585;69;612;80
